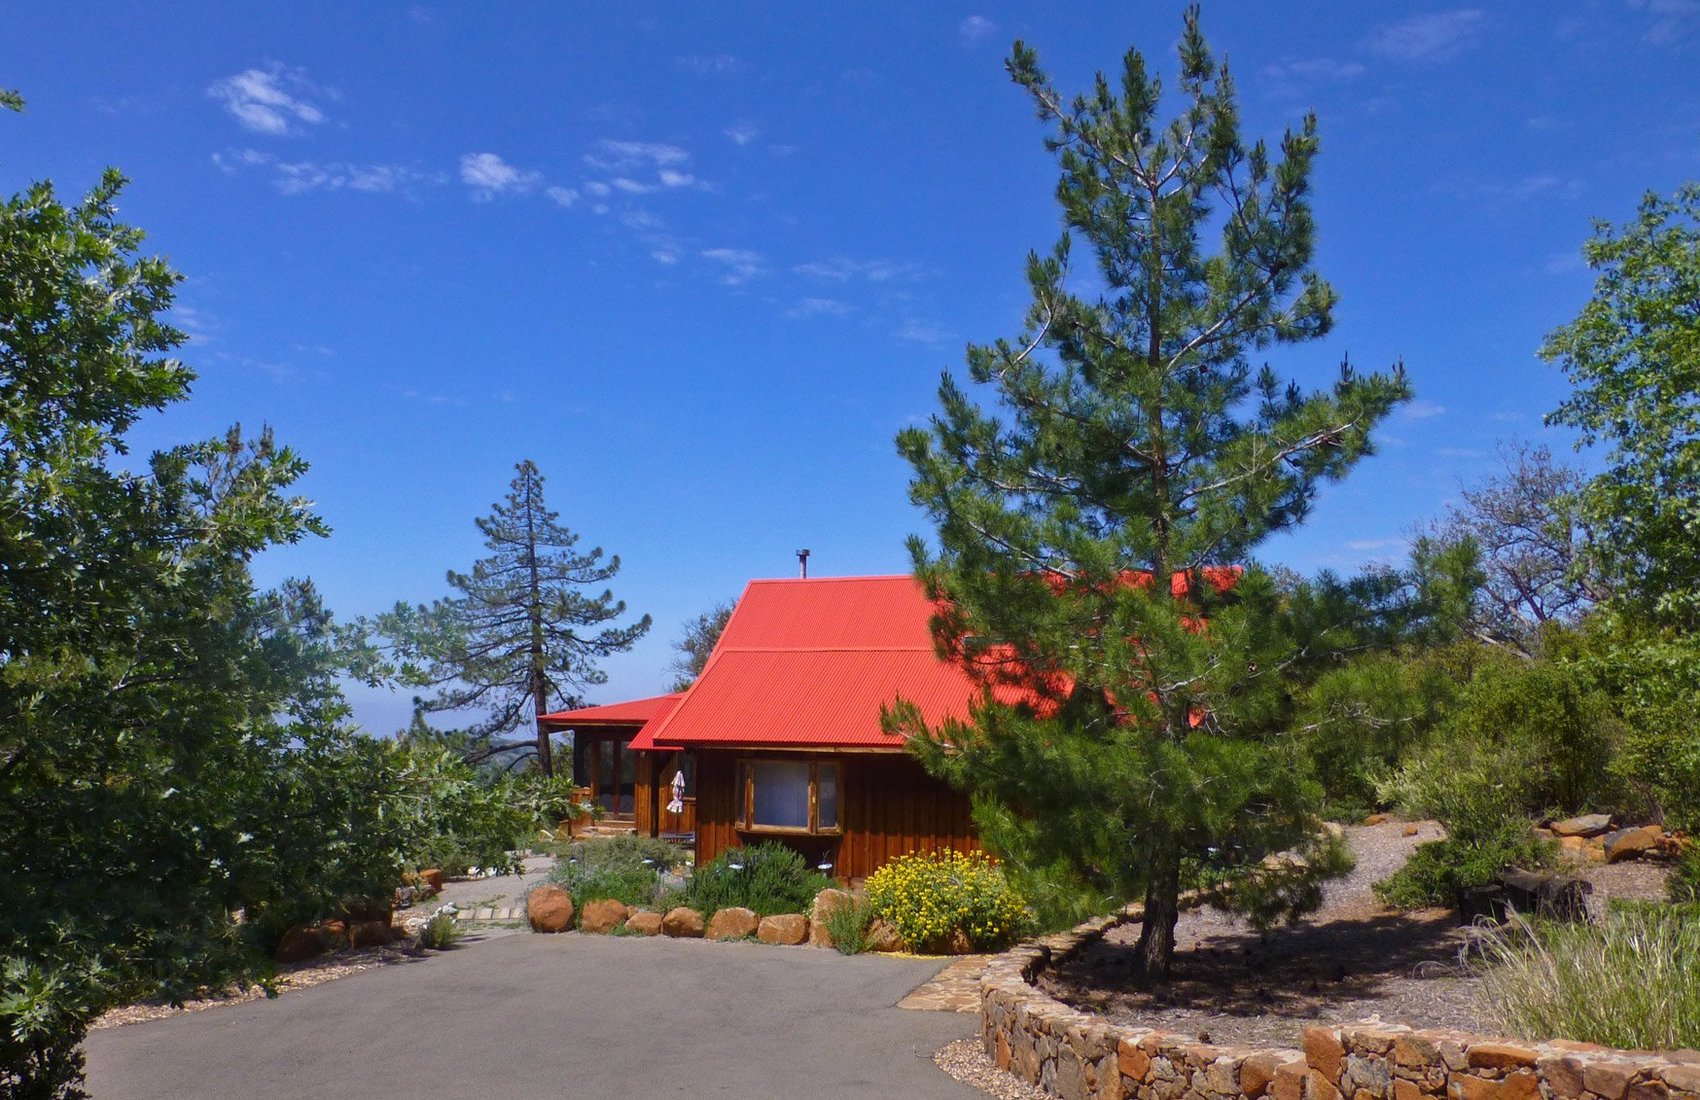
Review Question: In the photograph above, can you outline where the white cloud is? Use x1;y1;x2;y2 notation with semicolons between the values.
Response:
583;180;613;197
1262;57;1366;83
895;319;952;344
459;152;542;198
794;257;922;282
1544;250;1586;275
584;140;691;171
1365;10;1484;62
610;177;660;194
958;15;998;42
1345;537;1402;552
1631;0;1700;45
658;168;698;188
678;54;746;74
544;186;579;208
1401;399;1448;420
701;247;765;285
1436;447;1488;459
207;65;328;135
788;297;853;319
213;149;445;195
724;121;759;146
651;248;680;265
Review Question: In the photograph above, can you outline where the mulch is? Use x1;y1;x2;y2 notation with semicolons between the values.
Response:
1037;819;1671;1050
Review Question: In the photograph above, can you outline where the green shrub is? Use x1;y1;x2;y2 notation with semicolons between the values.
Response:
543;835;682;909
1670;848;1700;905
418;913;463;950
822;896;873;955
685;843;830;918
1471;906;1700;1049
865;850;1032;952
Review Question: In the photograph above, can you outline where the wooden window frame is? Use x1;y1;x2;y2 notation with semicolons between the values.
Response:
736;758;842;836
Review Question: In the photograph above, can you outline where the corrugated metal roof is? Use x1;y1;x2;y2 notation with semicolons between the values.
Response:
643;575;976;749
538;692;684;729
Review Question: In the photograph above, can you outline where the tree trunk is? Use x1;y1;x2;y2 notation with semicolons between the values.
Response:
1134;843;1182;978
533;682;554;778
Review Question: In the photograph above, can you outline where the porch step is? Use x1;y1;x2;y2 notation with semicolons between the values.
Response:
574;823;638;838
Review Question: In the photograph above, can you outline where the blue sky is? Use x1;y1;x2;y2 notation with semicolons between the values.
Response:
5;3;1697;733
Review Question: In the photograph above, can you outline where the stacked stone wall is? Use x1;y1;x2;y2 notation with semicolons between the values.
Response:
978;912;1700;1100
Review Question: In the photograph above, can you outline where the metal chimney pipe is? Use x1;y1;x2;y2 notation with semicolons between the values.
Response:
797;549;811;578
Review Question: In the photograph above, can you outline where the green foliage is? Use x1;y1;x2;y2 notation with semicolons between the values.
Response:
370;459;651;775
822;896;874;956
865;850;1032;952
1374;732;1556;909
667;599;734;691
685;843;830;918
1543;183;1700;631
417;914;463;950
1591;622;1700;831
1205;830;1356;931
543;835;681;909
888;9;1407;975
1472;907;1700;1049
1670;848;1700;905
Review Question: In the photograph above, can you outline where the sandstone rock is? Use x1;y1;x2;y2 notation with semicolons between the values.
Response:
662;906;705;938
866;919;904;953
1121;1039;1152;1082
1560;835;1587;853
318;918;348;943
1271;1061;1307;1100
757;913;808;945
580;898;631;934
1604;826;1662;863
624;910;663;936
527;885;574;932
707;906;760;940
274;924;325;963
420;868;446;891
1393;1034;1440;1069
1628;1080;1670;1100
1468;1043;1540;1071
1393;1080;1425;1100
1240;1052;1288;1098
1551;814;1613;838
948;927;974;955
1537;1055;1587;1100
1501;1071;1540;1100
1449;1074;1501;1100
1403;825;1421;837
348;919;393;947
1308;1068;1344;1100
1365;813;1391;826
1662;1067;1700;1094
1304;1026;1346;1083
1583;1060;1638;1100
808;888;852;947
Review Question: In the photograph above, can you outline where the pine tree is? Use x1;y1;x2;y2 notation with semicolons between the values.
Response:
888;9;1410;976
378;460;651;776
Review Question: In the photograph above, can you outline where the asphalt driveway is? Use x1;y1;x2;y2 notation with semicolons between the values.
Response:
83;931;984;1099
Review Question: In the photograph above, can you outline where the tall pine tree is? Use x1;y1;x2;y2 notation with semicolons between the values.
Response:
377;460;651;776
888;9;1410;976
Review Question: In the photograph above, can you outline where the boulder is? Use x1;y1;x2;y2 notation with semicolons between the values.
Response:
1364;813;1391;826
318;918;349;944
757;913;808;945
808;888;852;948
866;919;904;953
419;868;446;892
274;924;325;964
348;919;394;948
707;906;760;941
527;885;575;932
662;906;705;938
625;910;663;936
1604;826;1662;863
1550;814;1614;838
1403;825;1421;838
947;927;975;955
579;898;632;934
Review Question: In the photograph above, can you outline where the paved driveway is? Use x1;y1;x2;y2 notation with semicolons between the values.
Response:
83;931;984;1099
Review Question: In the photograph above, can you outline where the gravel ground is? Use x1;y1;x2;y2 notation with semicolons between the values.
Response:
936;1039;1051;1100
419;852;556;914
1040;820;1490;1048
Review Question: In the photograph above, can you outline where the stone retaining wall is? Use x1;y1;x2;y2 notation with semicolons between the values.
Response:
978;911;1700;1100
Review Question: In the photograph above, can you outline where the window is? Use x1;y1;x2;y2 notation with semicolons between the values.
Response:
737;759;841;835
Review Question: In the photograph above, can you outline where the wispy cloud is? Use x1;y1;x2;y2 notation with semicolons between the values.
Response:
1401;399;1448;420
895;319;953;344
787;297;853;319
959;15;999;43
1436;447;1488;459
1543;250;1586;275
701;247;765;285
213;149;444;195
1262;56;1367;84
584;140;691;171
724;121;760;146
207;65;329;135
1631;0;1700;45
1365;9;1484;62
678;54;746;74
1466;173;1586;202
794;257;923;282
1346;537;1403;552
459;152;542;199
545;185;579;208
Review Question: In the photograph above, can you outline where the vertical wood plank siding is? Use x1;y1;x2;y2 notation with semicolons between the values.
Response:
692;750;978;882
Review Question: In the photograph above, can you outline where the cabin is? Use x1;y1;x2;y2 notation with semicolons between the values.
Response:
538;574;985;881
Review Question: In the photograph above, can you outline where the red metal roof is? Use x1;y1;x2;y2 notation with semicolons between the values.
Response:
538;692;684;730
643;576;970;749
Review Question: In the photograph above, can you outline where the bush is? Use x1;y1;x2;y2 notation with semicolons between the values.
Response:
865;850;1032;952
822;896;873;955
418;913;463;950
685;843;830;918
542;835;684;910
1670;848;1700;905
1471;906;1700;1049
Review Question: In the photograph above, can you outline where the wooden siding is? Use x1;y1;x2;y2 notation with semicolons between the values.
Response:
693;749;978;882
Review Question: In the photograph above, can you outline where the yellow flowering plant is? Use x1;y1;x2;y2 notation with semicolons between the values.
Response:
865;849;1032;952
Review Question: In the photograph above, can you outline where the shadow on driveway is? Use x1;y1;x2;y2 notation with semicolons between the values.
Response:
84;932;984;1099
